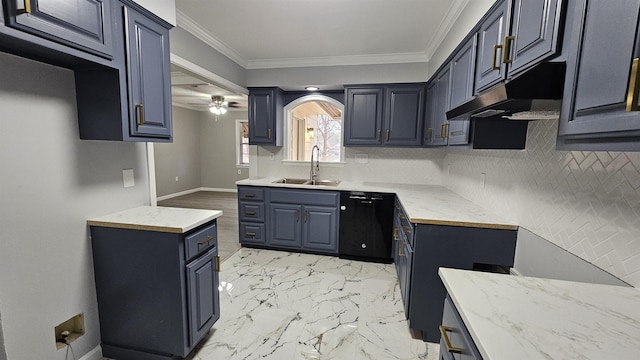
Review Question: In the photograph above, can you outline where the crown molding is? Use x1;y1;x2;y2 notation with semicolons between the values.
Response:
176;10;248;68
424;0;471;60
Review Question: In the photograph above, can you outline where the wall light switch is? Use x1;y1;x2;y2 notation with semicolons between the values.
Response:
123;169;135;188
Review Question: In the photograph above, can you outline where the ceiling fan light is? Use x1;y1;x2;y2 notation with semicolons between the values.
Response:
209;106;222;115
219;107;227;114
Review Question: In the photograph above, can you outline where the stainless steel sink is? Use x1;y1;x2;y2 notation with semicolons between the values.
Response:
272;178;310;184
272;178;341;186
307;179;341;186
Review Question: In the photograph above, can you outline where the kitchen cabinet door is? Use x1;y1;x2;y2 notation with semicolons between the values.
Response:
186;247;220;347
425;66;451;146
447;35;476;146
343;87;385;146
383;85;425;146
124;5;172;139
506;0;564;78
249;87;283;146
474;0;509;93
270;203;303;249
557;0;640;151
302;205;338;253
3;0;113;58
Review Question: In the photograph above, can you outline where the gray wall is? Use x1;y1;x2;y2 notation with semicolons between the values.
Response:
0;53;150;359
200;110;250;189
247;62;428;89
154;107;202;197
154;108;250;196
170;26;246;88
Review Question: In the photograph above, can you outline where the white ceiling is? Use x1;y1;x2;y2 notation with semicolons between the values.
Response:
171;0;471;111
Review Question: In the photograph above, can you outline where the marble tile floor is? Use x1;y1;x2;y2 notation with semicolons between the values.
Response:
190;248;439;360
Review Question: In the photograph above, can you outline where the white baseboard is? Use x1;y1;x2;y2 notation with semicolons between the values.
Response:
156;187;238;201
79;345;103;360
200;187;238;193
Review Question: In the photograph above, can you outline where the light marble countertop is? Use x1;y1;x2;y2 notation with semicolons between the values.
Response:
87;206;223;233
439;268;640;360
236;178;517;230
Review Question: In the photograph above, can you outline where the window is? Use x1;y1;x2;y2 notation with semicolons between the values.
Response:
236;120;249;166
284;95;343;162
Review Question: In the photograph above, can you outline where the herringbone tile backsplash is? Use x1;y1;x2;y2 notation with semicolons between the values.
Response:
444;119;640;287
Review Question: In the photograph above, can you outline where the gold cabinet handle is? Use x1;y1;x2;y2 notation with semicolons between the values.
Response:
244;193;255;198
398;242;404;257
440;124;445;139
135;104;145;126
393;227;399;241
502;35;515;64
386;130;390;141
426;127;432;142
245;210;256;216
245;231;256;237
377;130;381;142
491;44;503;70
439;326;464;354
215;255;221;272
398;212;405;219
304;210;308;223
443;123;449;139
627;58;640;111
268;128;272;139
22;0;32;13
197;235;214;245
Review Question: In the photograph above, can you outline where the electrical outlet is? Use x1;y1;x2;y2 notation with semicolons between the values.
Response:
175;176;179;182
237;169;242;175
481;173;486;188
122;169;134;188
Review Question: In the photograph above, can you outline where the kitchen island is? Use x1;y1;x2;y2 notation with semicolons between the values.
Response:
88;206;223;359
439;268;640;359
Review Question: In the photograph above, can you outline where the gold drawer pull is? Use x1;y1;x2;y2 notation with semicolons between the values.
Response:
377;130;381;142
502;35;515;64
244;193;256;198
268;128;272;139
398;242;404;257
246;210;257;216
491;44;503;70
245;231;256;237
23;0;32;13
197;235;214;245
439;326;464;354
386;130;390;141
135;104;145;126
426;127;433;141
215;255;220;272
393;227;399;241
627;58;640;111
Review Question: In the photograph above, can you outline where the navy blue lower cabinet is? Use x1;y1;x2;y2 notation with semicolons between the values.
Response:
302;205;339;252
90;220;220;359
270;203;304;249
440;295;482;359
407;225;516;343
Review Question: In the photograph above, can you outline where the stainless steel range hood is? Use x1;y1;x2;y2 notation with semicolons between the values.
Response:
446;62;566;120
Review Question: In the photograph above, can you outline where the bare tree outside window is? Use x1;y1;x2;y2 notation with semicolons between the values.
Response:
285;97;343;162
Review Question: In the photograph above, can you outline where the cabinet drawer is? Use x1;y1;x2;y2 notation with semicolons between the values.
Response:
185;222;217;260
441;295;482;360
239;202;265;222
270;189;338;206
395;201;414;248
238;186;265;201
239;222;266;244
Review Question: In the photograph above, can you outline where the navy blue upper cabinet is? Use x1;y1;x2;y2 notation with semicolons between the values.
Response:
3;0;113;58
249;87;283;146
384;85;425;146
447;35;476;146
475;0;564;94
343;86;385;146
124;5;172;139
75;1;173;142
424;66;451;146
475;0;509;93
344;84;425;147
557;0;640;151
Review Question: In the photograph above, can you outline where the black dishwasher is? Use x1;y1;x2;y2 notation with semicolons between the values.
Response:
339;192;394;262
